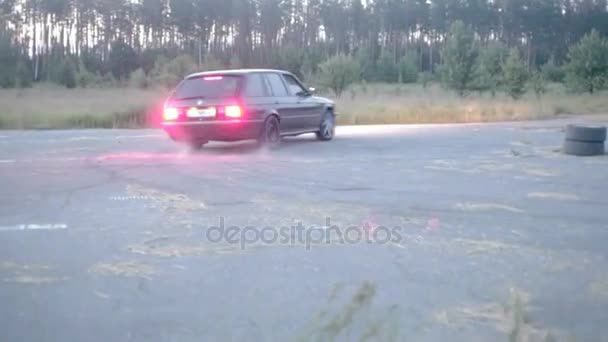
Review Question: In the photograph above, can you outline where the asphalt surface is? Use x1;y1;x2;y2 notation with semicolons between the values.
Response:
1;119;608;341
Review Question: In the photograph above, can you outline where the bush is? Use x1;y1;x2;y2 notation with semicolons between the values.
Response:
109;40;138;80
60;58;77;89
201;53;222;71
503;48;529;99
475;42;506;96
319;54;360;97
419;71;433;88
439;21;479;96
355;47;377;82
267;46;304;77
129;68;149;89
376;50;399;83
399;53;418;83
76;59;96;87
541;57;565;83
0;34;19;88
529;71;547;98
15;61;32;88
151;54;198;88
565;30;608;94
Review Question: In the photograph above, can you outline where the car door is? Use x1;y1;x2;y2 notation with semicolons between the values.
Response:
281;73;324;131
263;72;296;132
241;73;272;123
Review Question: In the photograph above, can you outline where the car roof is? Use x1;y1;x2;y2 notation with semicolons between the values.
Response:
185;69;290;79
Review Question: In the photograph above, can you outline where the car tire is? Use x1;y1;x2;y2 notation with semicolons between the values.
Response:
565;124;607;142
562;140;605;156
316;111;335;141
187;140;208;150
258;116;281;148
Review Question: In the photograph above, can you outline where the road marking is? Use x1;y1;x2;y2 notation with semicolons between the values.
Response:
109;195;153;201
0;224;68;231
0;159;15;163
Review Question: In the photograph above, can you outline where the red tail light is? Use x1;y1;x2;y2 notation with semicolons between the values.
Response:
163;107;179;121
224;105;242;118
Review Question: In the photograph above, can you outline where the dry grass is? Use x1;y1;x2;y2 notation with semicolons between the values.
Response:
1;82;607;129
0;84;166;129
334;83;608;125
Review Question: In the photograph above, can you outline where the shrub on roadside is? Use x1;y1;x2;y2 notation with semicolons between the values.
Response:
503;48;529;99
376;50;399;83
129;68;148;89
399;52;419;83
541;57;565;83
60;58;78;89
151;54;198;88
529;70;547;98
564;30;608;94
76;59;96;88
15;61;32;88
439;21;479;96
318;54;361;97
475;42;506;96
419;71;433;88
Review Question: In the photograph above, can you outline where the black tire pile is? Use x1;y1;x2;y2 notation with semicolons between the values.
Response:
563;124;607;156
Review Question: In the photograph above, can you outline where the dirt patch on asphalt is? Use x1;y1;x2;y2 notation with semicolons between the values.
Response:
128;242;241;257
0;261;69;284
126;184;206;213
89;260;156;279
589;278;608;299
434;288;557;341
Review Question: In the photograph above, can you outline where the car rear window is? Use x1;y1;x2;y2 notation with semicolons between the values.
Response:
172;75;241;99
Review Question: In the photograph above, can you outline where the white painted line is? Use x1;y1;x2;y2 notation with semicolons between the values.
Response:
0;159;15;163
0;224;68;231
109;195;153;201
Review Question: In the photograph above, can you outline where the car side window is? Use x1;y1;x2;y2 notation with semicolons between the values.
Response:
243;74;268;97
264;73;289;97
283;74;307;96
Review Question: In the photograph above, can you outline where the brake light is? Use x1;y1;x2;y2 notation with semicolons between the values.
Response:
225;105;242;118
204;76;223;81
163;107;179;121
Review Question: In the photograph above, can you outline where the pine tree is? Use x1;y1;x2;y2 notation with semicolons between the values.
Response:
439;21;478;96
503;48;529;99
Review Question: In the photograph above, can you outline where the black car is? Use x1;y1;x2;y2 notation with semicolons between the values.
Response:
161;69;336;149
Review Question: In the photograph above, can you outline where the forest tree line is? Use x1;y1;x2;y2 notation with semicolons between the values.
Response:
0;0;607;96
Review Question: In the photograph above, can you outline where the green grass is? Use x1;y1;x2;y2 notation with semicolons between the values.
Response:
1;82;607;129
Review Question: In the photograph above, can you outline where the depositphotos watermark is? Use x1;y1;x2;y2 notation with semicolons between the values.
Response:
205;217;404;250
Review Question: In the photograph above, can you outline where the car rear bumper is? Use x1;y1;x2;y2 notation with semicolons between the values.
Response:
162;120;264;142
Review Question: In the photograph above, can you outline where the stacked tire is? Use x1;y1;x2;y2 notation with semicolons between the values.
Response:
563;124;607;156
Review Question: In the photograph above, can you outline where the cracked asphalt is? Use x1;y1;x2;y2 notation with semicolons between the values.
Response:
1;119;608;341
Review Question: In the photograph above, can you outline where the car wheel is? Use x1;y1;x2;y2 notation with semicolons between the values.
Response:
316;111;335;141
187;140;208;150
258;116;281;148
